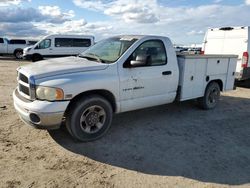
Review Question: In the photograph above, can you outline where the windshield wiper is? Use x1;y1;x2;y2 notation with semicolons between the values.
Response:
78;53;106;63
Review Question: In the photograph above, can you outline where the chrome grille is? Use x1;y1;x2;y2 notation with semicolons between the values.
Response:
19;73;28;83
19;84;29;96
18;72;31;99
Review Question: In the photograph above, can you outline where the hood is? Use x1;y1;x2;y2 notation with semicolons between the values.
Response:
19;56;109;79
23;46;32;52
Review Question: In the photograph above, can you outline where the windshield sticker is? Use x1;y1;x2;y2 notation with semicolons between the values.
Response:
120;37;136;41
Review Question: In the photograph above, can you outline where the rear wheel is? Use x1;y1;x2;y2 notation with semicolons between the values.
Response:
198;82;220;110
66;95;113;142
14;50;23;59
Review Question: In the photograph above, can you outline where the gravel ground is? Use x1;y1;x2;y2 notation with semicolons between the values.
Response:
0;57;250;188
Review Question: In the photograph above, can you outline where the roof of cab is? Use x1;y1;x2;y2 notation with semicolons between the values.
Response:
112;34;168;40
44;34;95;38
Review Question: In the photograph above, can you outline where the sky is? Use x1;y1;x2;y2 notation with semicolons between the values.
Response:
0;0;250;45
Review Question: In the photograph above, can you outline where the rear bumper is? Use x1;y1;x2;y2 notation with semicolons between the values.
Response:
236;67;250;80
241;67;250;80
13;88;70;130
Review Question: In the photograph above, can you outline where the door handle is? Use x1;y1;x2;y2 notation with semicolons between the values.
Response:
49;48;53;50
162;71;172;75
132;76;138;82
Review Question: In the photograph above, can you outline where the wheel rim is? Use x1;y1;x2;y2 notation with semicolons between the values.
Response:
16;52;23;59
79;105;106;134
208;87;219;105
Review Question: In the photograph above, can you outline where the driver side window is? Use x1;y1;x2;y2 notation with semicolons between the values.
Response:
35;39;51;49
125;40;167;67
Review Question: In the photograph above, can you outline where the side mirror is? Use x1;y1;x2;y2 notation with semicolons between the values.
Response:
130;55;147;67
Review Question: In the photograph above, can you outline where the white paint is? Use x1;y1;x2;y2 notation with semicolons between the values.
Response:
23;34;94;60
202;26;250;80
14;35;237;126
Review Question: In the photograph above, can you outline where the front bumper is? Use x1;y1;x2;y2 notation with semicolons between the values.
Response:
23;54;32;60
13;88;70;129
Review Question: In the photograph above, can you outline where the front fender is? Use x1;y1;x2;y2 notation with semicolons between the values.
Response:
35;66;120;107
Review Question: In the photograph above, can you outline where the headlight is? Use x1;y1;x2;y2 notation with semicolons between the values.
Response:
36;86;64;101
24;47;31;53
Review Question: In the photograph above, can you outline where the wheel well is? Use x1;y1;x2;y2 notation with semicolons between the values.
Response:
209;79;223;91
66;90;117;113
14;48;23;54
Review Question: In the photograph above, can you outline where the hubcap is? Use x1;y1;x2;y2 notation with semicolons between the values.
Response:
80;105;106;134
208;88;219;104
16;52;23;59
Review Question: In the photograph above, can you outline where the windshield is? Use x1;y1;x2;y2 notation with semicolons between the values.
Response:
79;37;137;63
35;39;51;49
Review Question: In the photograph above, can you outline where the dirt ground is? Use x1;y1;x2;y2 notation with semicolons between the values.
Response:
0;57;250;188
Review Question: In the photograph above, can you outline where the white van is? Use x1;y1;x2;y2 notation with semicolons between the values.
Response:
202;26;250;80
23;34;94;62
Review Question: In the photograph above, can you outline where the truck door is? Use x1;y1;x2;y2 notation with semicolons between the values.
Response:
119;39;177;112
0;38;7;54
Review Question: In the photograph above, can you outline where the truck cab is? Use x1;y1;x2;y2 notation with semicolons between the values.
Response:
115;36;179;112
0;38;5;52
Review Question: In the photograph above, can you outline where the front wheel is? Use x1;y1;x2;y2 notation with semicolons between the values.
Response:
198;82;220;110
14;50;23;59
66;95;113;142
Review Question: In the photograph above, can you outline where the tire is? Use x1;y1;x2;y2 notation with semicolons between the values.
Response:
14;50;23;59
32;54;43;62
66;95;113;142
198;82;220;110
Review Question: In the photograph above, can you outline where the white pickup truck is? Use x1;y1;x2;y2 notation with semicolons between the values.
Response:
13;35;237;141
0;38;36;59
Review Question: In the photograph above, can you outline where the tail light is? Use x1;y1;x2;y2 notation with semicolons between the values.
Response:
200;50;205;55
242;52;249;68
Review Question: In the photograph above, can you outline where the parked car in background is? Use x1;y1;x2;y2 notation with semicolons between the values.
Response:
23;34;95;62
187;47;202;54
14;35;237;141
174;46;188;53
27;40;38;45
0;38;34;59
175;46;202;55
202;26;250;80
